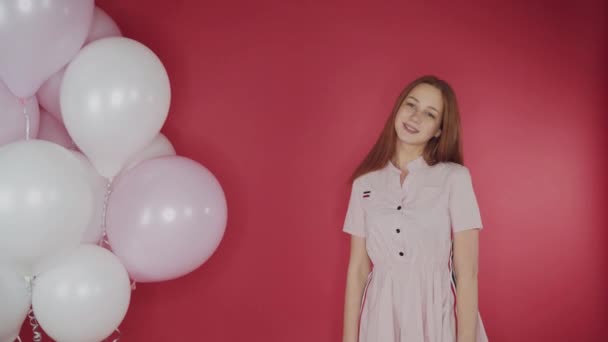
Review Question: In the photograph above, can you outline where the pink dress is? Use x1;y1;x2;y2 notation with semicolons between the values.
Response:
343;156;488;342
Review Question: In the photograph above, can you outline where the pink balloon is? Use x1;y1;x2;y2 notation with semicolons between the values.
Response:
0;81;40;146
123;133;176;172
106;156;227;282
36;66;65;122
112;133;176;186
0;0;95;98
84;7;122;45
37;110;75;149
37;6;122;120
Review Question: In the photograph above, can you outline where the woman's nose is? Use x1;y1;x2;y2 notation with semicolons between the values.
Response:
410;110;422;122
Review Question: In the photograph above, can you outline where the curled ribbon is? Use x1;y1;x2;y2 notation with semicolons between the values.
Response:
111;327;122;342
18;98;31;140
101;327;122;342
98;178;114;248
27;309;42;342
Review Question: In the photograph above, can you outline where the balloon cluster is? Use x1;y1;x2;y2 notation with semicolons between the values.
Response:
0;2;228;342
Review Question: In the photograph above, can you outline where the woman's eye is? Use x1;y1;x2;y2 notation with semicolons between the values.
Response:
426;112;435;118
405;102;415;108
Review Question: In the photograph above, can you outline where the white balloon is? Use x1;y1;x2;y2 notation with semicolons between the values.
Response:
0;266;31;342
71;152;108;244
61;37;171;178
32;245;131;342
37;6;123;121
0;140;93;274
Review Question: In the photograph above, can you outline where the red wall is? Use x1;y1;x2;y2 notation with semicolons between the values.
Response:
20;0;608;341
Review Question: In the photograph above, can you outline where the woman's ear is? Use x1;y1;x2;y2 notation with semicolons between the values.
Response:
434;129;442;138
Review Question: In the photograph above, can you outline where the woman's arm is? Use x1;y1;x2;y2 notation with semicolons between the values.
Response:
453;228;480;342
343;235;371;342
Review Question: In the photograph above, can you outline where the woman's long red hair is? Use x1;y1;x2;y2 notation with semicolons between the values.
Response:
351;75;464;182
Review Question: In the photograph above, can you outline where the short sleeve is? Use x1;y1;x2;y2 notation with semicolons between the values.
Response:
449;166;483;233
342;178;366;237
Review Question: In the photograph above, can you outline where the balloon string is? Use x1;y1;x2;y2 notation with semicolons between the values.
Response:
27;309;42;342
98;178;113;248
16;336;22;342
19;98;31;140
101;327;122;342
24;275;35;293
111;327;122;342
97;179;137;292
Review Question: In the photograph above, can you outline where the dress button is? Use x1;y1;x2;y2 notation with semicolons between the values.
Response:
397;205;402;210
399;252;404;256
396;228;400;233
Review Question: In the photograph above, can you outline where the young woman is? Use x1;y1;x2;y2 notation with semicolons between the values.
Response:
342;75;488;342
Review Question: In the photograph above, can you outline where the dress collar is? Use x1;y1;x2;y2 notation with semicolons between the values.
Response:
387;155;429;173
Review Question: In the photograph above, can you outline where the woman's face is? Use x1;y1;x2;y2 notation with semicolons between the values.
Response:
394;83;444;147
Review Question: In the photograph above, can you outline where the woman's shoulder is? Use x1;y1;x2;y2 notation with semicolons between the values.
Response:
432;161;472;181
432;160;468;171
351;167;386;189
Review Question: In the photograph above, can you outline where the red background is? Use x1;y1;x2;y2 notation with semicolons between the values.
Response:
20;0;608;341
